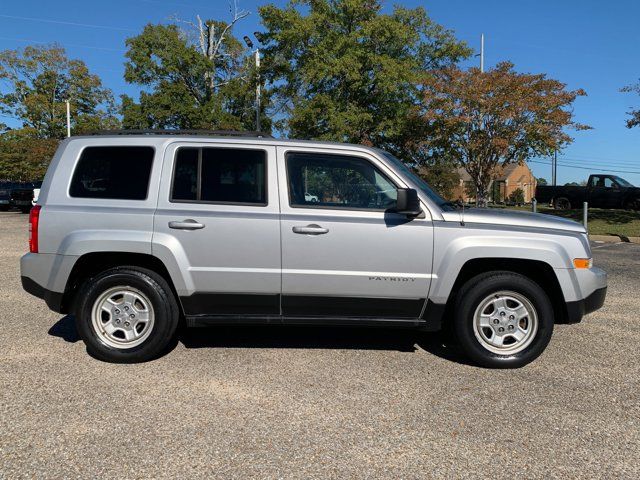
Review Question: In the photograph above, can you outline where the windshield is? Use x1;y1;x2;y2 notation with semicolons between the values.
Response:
377;150;455;210
613;176;634;187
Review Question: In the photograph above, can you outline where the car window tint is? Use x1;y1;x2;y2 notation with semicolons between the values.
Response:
69;146;154;200
171;147;266;205
286;152;397;210
172;148;199;201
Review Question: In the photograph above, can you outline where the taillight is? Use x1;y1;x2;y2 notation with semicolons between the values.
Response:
29;205;41;253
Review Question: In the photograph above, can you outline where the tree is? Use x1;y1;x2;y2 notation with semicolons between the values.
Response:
621;80;640;128
419;62;590;206
418;163;460;200
0;45;117;139
537;177;548;185
0;129;58;181
258;0;471;150
122;4;268;131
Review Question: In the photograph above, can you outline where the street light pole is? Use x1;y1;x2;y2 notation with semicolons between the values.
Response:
480;33;484;73
66;100;71;138
255;49;261;132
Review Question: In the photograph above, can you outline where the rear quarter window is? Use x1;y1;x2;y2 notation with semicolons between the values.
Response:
69;146;154;200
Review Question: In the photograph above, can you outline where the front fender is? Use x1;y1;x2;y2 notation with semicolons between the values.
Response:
430;226;591;304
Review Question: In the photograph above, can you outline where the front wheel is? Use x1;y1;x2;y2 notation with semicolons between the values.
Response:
453;272;554;368
74;266;180;363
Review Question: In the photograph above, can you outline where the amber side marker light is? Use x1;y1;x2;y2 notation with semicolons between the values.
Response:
573;258;593;269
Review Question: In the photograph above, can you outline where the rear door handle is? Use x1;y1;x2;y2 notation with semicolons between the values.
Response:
292;224;329;235
169;219;205;230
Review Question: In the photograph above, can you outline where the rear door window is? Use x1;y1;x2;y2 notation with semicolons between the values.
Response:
171;147;267;205
69;146;154;200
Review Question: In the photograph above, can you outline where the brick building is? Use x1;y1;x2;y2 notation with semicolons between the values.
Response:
452;163;537;203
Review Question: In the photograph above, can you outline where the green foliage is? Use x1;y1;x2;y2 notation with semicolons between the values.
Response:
0;45;118;139
537;177;548;185
258;0;471;149
508;187;525;204
418;162;460;200
0;129;59;181
122;20;269;131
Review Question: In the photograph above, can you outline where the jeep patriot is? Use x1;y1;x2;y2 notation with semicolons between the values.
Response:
20;131;607;367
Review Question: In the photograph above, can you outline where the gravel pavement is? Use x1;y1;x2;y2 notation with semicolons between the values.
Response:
1;211;638;479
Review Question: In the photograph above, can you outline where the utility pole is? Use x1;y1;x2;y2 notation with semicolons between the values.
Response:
255;49;261;132
243;35;262;132
480;33;484;72
552;150;558;186
66;100;71;138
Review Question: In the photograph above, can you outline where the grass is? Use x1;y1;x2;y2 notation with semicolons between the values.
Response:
503;205;640;237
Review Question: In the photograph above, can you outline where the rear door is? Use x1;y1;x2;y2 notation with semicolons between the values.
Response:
153;142;281;317
277;146;434;319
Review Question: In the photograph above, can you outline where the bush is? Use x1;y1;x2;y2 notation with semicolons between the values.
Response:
508;188;525;204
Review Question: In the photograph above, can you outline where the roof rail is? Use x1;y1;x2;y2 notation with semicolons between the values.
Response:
87;129;274;138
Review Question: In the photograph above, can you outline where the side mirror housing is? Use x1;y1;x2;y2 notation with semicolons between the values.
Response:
394;188;422;217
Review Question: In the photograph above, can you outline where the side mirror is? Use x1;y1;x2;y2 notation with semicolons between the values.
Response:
394;188;422;217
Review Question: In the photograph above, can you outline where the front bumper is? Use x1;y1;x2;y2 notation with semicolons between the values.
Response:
565;286;607;323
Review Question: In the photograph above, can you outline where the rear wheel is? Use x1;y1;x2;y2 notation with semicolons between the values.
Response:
624;197;640;210
453;272;554;368
74;266;180;363
554;197;571;210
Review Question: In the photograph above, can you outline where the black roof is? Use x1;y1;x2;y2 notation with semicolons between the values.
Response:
87;129;273;139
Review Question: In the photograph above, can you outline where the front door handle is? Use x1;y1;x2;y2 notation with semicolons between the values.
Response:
292;224;329;235
169;219;205;230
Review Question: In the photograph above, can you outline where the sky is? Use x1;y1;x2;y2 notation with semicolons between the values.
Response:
0;0;639;185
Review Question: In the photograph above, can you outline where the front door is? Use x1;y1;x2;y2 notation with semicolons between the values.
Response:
589;175;621;208
154;142;281;317
277;146;434;319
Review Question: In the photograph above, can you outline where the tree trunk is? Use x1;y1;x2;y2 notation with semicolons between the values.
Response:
474;180;491;208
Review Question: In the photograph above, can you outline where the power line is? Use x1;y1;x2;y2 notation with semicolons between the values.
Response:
529;160;640;175
556;158;640;170
0;14;137;32
561;153;639;163
0;36;125;53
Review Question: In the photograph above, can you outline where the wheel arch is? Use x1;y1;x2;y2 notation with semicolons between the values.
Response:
61;252;183;315
443;258;570;324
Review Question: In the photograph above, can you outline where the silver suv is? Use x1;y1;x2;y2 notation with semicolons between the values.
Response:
20;131;607;367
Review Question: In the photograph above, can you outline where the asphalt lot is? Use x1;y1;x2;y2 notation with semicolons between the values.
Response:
1;210;638;479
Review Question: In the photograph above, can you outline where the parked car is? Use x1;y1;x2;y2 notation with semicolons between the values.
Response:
0;182;13;211
304;192;319;202
10;183;36;213
21;131;607;367
536;174;640;210
0;181;42;213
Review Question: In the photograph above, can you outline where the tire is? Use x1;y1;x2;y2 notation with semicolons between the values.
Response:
624;197;640;211
452;271;554;368
74;266;180;363
554;197;571;210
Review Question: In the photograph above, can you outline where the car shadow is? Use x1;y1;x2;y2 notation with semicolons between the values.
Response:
48;314;80;343
47;315;473;366
180;325;473;365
